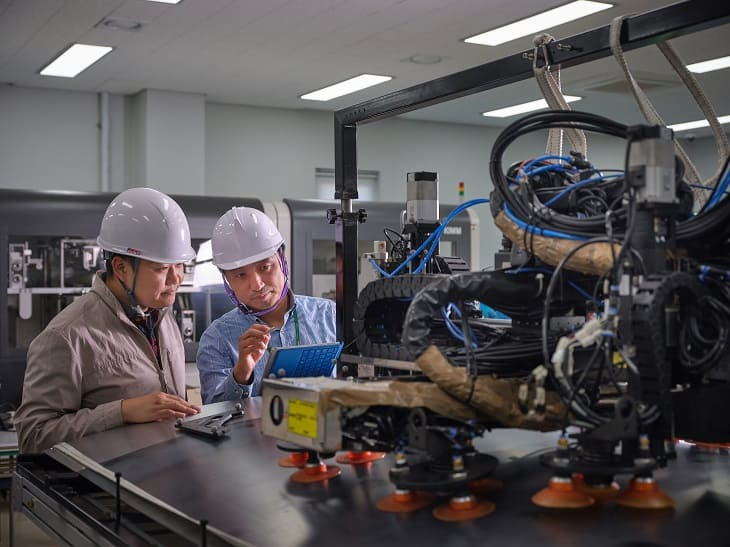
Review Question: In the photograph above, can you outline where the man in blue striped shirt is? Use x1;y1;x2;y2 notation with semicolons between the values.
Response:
196;207;336;403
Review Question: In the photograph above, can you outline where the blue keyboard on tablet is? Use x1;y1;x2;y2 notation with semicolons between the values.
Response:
263;342;343;379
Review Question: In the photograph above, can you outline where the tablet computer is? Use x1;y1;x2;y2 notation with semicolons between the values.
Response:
262;342;343;380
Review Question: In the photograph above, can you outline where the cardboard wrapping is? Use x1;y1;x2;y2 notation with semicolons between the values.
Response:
494;210;620;276
317;377;479;421
314;346;565;431
415;345;566;431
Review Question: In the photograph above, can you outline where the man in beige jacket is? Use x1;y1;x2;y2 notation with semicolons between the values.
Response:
15;187;200;453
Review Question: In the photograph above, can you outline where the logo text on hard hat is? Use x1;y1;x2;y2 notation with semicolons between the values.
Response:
126;248;142;256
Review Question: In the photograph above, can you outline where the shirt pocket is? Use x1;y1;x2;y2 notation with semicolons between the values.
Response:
84;350;146;400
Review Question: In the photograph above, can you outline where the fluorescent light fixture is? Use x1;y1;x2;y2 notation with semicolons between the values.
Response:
482;96;582;118
465;1;613;46
668;115;730;132
687;55;730;74
301;74;392;101
145;0;183;4
40;43;113;78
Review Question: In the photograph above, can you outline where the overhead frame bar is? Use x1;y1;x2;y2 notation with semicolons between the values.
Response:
333;1;730;349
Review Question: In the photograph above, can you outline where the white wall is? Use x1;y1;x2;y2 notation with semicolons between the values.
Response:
2;84;725;268
205;103;331;199
0;85;102;191
204;103;630;267
145;90;206;195
680;135;730;180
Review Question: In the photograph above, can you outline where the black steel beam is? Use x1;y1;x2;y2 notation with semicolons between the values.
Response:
335;212;360;356
334;119;358;200
332;0;730;353
335;1;730;125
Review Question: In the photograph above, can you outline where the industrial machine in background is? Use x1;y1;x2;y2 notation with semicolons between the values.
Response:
0;190;478;410
0;190;261;410
276;197;478;300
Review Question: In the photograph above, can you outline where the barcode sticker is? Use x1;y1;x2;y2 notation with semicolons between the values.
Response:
288;399;318;438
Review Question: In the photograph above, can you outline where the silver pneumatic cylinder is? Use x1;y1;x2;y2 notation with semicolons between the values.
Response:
406;171;439;224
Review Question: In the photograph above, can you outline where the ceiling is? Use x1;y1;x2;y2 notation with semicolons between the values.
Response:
0;0;729;133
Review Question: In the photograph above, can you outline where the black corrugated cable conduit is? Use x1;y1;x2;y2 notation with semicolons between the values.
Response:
399;270;566;429
401;271;541;361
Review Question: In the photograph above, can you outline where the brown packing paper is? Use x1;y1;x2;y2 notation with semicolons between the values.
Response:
317;377;479;421
314;347;565;431
415;345;566;431
494;210;620;276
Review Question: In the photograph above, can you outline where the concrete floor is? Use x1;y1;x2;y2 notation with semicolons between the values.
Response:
0;495;57;546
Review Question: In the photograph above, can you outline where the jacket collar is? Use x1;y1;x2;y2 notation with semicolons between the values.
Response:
91;272;169;325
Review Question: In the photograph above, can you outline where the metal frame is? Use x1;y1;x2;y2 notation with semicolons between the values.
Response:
333;0;730;348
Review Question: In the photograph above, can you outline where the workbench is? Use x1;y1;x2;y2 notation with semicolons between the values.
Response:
13;398;730;546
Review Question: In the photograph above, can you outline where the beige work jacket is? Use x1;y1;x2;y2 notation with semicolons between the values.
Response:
15;273;186;453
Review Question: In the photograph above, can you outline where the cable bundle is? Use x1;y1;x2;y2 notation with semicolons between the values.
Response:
432;316;557;377
678;270;730;376
490;110;730;250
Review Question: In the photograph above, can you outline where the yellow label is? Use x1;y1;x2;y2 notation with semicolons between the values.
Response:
612;352;627;368
288;399;318;438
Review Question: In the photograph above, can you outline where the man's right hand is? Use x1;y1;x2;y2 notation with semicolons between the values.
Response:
232;323;271;385
121;393;200;424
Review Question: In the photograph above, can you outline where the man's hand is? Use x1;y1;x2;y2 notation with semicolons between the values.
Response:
121;393;200;424
232;324;271;385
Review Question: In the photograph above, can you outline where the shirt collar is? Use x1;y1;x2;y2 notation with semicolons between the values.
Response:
253;291;298;327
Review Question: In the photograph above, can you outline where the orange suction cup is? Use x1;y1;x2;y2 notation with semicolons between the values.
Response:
572;473;620;502
532;477;595;509
278;452;309;468
470;477;503;495
432;494;496;522
376;489;435;513
692;441;730;451
676;437;730;450
290;461;341;483
615;477;674;509
335;451;387;465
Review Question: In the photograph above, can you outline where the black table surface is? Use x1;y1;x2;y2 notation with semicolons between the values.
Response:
63;398;730;547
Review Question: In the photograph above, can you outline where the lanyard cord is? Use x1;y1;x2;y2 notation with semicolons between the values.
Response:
292;308;301;345
266;308;301;352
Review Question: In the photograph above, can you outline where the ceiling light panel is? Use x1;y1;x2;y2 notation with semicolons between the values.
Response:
145;0;183;4
465;1;613;46
668;115;730;132
301;74;392;102
482;96;582;118
687;55;730;74
40;43;113;78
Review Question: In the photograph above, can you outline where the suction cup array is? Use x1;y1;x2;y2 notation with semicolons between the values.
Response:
278;452;308;468
376;489;435;513
290;460;342;483
615;477;674;509
532;477;595;509
336;451;387;465
432;494;496;522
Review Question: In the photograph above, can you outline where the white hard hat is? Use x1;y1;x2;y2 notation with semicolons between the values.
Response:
97;187;196;263
212;207;284;270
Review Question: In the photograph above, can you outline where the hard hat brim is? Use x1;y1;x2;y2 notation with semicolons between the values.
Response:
214;241;282;271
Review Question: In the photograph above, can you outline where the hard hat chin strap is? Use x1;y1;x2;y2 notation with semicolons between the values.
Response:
116;257;149;319
222;247;290;317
